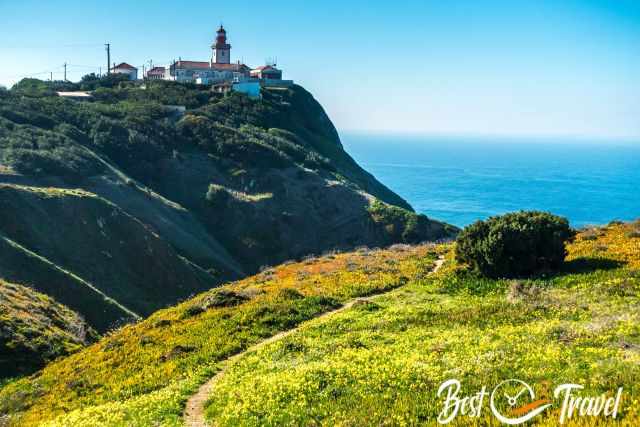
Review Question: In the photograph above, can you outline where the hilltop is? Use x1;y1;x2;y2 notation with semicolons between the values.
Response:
0;221;638;426
0;78;456;335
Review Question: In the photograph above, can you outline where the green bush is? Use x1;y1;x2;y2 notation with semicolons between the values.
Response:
455;211;574;278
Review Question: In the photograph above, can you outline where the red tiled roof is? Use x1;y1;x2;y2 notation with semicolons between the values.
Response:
211;63;249;71
175;60;210;69
173;60;250;72
113;62;137;70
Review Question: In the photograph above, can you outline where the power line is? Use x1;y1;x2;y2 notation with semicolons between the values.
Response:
68;64;103;69
3;65;65;80
1;43;105;50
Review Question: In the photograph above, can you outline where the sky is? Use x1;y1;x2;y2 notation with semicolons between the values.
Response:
1;0;639;140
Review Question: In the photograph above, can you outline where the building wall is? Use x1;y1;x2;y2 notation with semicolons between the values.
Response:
213;48;231;64
113;69;138;80
175;68;249;85
233;81;261;99
167;67;208;82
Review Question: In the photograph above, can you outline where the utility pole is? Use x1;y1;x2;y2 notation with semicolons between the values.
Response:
50;72;53;81
105;43;111;75
64;62;67;81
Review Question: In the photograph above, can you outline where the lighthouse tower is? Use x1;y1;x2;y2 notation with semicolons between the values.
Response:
211;25;231;65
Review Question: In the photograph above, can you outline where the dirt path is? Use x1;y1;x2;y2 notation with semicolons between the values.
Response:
183;256;445;427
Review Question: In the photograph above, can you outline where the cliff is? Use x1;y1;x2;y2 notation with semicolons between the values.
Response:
0;79;457;333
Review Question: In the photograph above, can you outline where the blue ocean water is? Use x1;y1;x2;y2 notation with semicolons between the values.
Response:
341;133;640;228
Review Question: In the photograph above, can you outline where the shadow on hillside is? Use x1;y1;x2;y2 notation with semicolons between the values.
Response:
560;257;625;275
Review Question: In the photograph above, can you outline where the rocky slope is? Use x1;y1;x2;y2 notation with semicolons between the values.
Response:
0;79;457;333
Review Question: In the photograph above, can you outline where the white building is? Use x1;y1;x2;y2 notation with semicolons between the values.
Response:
169;60;250;84
165;26;251;84
105;26;291;89
110;63;138;80
250;65;282;80
164;25;290;89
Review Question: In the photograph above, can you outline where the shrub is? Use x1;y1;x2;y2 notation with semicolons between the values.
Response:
368;200;434;243
455;211;574;278
626;229;640;239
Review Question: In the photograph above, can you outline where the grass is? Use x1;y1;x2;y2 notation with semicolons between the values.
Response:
202;222;640;426
0;245;437;426
0;184;97;199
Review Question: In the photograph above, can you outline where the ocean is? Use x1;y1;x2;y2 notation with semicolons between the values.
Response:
341;133;640;228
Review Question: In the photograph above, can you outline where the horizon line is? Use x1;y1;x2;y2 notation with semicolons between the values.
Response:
338;129;640;144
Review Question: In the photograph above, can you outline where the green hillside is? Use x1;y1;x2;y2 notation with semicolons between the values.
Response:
205;222;640;426
0;245;438;426
0;280;97;378
0;229;136;332
0;78;456;332
0;222;638;426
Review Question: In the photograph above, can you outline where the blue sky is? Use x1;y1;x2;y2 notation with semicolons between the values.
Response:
1;0;639;139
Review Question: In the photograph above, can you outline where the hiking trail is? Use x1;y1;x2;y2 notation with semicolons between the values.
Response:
183;256;445;427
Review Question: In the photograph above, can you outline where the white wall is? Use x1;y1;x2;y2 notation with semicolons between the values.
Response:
213;48;231;64
113;69;138;80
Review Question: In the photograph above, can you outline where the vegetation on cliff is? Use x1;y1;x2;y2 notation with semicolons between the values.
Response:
0;77;456;335
0;280;97;379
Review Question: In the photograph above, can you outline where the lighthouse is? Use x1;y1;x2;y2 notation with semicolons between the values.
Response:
211;25;231;65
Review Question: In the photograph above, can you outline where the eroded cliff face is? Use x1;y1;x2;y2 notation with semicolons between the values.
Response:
0;81;457;330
